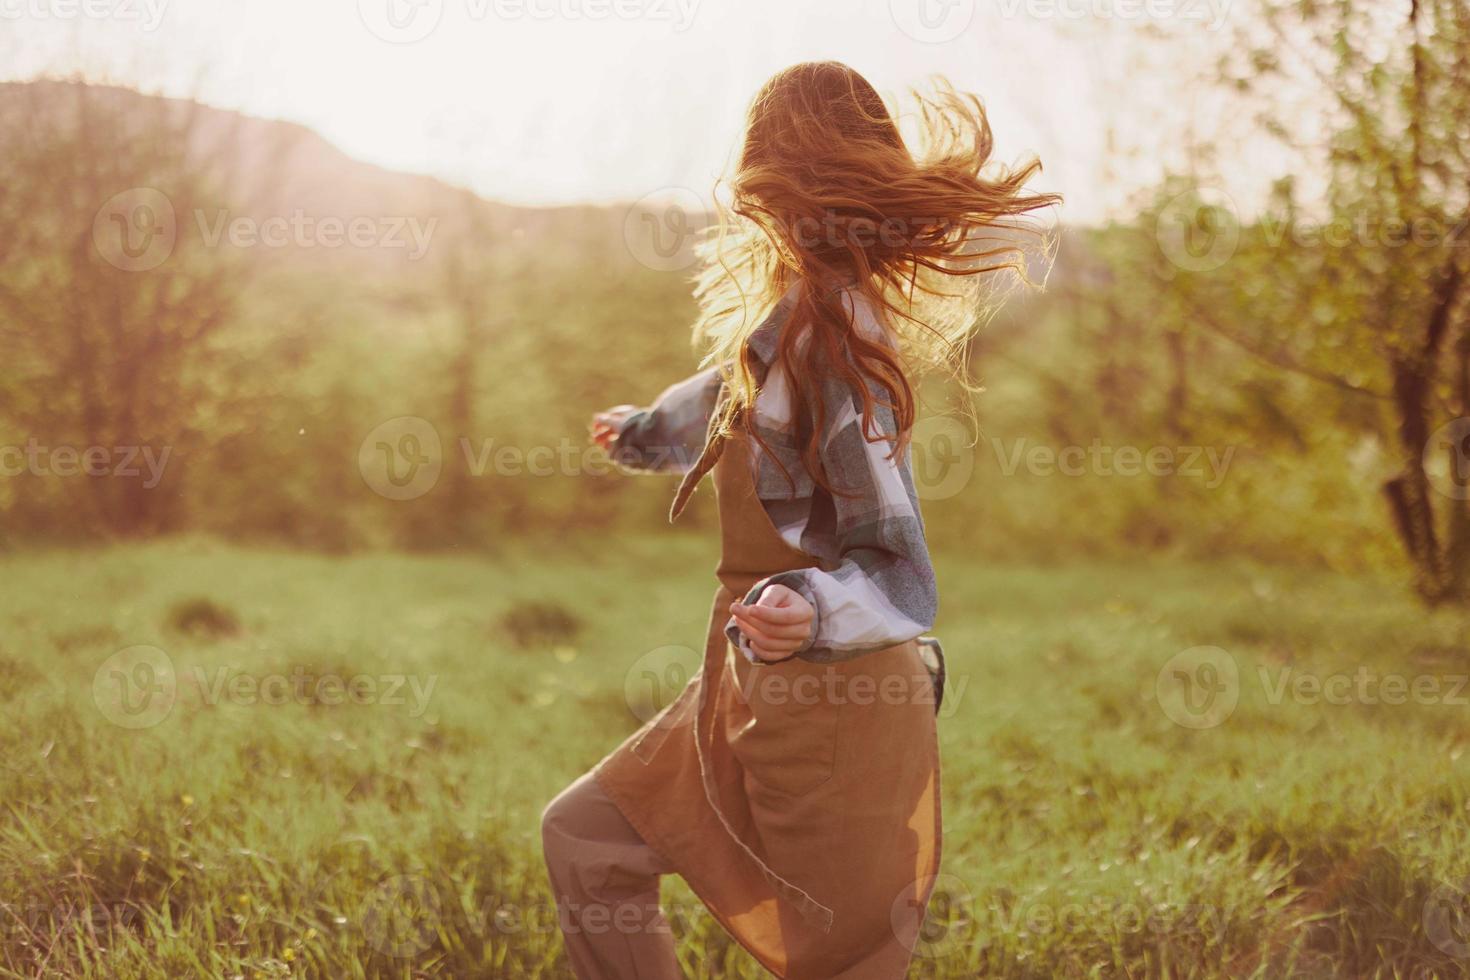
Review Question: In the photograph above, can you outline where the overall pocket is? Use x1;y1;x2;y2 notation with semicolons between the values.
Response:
631;674;700;764
727;650;843;797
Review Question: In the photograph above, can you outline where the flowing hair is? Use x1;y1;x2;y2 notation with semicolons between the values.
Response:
692;61;1059;493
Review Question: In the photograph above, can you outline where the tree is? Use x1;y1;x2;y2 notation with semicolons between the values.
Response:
0;80;275;537
1181;0;1470;601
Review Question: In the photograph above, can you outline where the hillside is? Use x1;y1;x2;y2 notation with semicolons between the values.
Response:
0;79;669;277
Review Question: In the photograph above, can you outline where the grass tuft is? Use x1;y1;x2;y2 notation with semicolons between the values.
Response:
165;596;242;639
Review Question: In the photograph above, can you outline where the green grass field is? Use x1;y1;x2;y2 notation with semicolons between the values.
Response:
4;537;1470;979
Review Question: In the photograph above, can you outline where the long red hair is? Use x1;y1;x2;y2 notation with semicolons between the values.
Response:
692;61;1059;493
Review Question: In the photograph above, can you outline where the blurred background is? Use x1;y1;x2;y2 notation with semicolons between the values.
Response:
2;0;1466;587
5;1;1470;978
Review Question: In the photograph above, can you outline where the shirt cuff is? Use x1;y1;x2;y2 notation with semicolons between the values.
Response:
607;410;654;471
723;575;820;666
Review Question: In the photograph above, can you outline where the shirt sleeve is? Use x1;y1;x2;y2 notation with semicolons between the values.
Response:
609;366;722;475
731;370;939;665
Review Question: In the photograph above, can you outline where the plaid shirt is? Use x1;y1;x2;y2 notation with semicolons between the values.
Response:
612;287;938;664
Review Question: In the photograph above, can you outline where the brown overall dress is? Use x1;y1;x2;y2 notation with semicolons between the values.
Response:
593;424;942;979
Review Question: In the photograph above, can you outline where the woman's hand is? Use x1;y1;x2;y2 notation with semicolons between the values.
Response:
730;585;815;662
589;405;638;452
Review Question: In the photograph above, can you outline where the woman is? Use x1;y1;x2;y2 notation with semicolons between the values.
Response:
542;61;1057;979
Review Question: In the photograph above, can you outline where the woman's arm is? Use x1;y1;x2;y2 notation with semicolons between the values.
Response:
597;367;722;475
730;372;939;664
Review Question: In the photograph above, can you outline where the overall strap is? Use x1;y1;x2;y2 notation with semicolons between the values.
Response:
668;394;733;522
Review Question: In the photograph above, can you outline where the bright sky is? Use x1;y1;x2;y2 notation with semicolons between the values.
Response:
2;0;1257;222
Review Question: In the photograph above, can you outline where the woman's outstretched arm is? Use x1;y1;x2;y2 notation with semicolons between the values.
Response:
595;367;722;475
